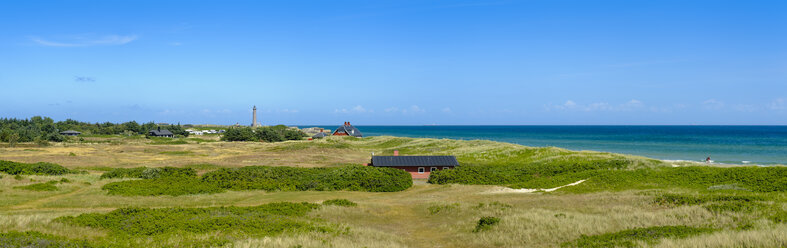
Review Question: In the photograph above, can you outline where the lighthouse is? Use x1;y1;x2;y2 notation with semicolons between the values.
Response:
252;105;259;127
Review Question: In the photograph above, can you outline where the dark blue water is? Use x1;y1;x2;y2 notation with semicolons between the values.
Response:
302;126;787;165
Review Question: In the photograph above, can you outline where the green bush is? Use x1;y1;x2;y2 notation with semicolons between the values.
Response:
433;163;787;193
102;177;225;196
100;167;146;179
472;216;500;232
322;199;358;207
704;201;764;213
56;202;324;236
653;193;765;206
564;167;787;193
563;225;715;248
0;231;92;248
100;167;196;179
101;165;412;196
221;126;306;142
428;158;631;185
0;160;73;175
15;180;59;191
202;165;412;192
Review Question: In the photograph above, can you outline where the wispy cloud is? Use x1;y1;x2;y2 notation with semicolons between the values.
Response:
546;99;644;112
603;59;684;68
702;99;725;110
74;76;95;82
385;105;426;114
31;34;138;47
441;107;452;113
770;98;785;110
335;105;370;114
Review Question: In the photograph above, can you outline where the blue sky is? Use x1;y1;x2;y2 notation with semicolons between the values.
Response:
1;0;785;125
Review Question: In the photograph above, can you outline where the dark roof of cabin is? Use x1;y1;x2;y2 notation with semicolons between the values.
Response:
59;130;81;134
312;132;328;138
149;129;174;135
371;156;459;167
334;125;363;137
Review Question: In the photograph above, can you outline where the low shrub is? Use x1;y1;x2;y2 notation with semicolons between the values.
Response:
0;160;73;175
429;159;787;193
564;225;715;248
102;165;411;196
148;138;188;145
100;167;196;179
704;201;764;213
0;231;92;248
202;165;412;192
100;167;146;179
653;193;765;206
559;167;786;193
102;177;224;196
56;202;325;236
322;199;358;207
14;181;59;191
473;201;512;210
472;216;500;232
770;209;787;223
184;163;221;170
221;125;307;142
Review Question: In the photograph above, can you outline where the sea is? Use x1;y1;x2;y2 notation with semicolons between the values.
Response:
302;126;787;165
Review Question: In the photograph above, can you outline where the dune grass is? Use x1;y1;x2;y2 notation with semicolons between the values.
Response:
0;136;784;247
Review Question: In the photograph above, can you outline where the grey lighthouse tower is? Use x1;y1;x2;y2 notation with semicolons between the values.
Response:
252;105;259;127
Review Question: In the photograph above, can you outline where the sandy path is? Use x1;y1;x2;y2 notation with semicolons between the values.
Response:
484;179;587;194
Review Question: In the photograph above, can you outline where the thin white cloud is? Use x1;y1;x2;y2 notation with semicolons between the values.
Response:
386;105;426;114
74;76;96;82
278;109;299;113
404;105;425;113
442;107;452;113
31;35;138;47
546;99;645;112
769;98;785;110
335;105;370;114
702;99;725;110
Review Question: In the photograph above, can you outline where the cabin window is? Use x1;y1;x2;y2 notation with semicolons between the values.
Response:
430;167;437;172
443;167;450;170
418;167;425;173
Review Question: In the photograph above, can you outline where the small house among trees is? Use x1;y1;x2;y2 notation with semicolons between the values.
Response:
59;130;81;136
333;122;362;137
370;152;459;179
149;127;174;138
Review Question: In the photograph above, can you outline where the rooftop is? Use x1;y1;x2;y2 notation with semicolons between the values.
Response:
371;156;459;167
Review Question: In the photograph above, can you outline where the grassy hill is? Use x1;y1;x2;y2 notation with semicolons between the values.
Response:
0;136;784;247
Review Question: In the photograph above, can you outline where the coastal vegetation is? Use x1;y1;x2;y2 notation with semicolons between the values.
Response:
0;160;75;175
101;165;413;196
0;116;191;144
0;135;784;247
221;125;307;142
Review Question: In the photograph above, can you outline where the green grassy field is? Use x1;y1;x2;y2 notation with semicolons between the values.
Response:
0;136;785;247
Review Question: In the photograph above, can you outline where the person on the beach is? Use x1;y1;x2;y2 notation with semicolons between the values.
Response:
706;157;711;163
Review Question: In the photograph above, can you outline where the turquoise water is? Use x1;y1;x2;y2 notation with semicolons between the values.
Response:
305;126;787;165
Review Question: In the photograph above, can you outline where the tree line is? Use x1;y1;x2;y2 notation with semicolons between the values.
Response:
221;125;306;142
0;116;189;144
